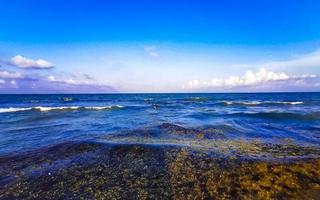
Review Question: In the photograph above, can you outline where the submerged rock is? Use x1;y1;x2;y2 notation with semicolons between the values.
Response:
0;141;319;199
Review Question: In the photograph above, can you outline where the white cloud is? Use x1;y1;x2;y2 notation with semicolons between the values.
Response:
183;49;320;91
47;75;95;86
184;68;317;90
10;80;17;85
0;70;23;79
64;79;78;85
144;46;159;58
10;55;53;69
0;79;5;84
47;75;56;81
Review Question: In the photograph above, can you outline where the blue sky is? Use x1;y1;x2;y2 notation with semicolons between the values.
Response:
0;0;320;93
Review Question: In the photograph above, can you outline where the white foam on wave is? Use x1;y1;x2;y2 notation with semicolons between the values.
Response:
34;106;80;111
224;101;233;105
85;105;124;110
0;107;33;113
280;101;303;105
223;101;261;105
242;101;262;105
0;105;124;113
222;101;303;106
62;97;74;102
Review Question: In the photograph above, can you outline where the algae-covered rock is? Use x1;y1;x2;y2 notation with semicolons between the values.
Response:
0;140;319;199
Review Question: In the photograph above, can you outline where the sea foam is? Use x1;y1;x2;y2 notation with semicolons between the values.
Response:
0;105;124;113
222;101;303;106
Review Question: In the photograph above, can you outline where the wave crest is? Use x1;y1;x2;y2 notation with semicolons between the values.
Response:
0;105;124;113
222;101;303;106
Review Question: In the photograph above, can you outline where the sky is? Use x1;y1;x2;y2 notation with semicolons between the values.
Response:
0;0;320;93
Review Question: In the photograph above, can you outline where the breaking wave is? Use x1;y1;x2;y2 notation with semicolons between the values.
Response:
222;101;304;106
0;105;124;113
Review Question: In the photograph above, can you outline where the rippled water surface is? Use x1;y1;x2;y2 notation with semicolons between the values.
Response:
0;93;319;155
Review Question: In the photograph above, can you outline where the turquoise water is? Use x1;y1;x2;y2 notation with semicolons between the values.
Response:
0;93;319;155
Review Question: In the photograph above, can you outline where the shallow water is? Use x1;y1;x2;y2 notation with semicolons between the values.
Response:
0;93;320;199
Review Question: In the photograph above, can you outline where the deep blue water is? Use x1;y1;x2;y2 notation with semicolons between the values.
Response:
0;93;320;155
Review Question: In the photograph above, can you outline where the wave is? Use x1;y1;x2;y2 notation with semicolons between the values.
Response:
143;98;153;101
84;106;123;110
232;111;320;121
222;101;303;106
223;101;261;106
0;105;124;113
61;97;75;102
280;101;304;105
0;107;33;113
183;97;208;102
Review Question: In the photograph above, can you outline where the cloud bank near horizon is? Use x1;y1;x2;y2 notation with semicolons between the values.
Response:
0;70;116;93
182;49;320;92
1;46;320;93
184;68;319;92
0;55;116;93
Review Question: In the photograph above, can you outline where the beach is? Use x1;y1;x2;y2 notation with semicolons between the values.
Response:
0;93;319;199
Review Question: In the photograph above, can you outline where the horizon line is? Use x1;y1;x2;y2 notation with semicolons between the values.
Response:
0;91;319;95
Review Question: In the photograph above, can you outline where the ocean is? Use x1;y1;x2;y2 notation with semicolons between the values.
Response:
1;93;319;155
1;93;320;198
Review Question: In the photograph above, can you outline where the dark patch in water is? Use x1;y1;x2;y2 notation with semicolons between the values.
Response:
159;123;227;139
159;123;200;135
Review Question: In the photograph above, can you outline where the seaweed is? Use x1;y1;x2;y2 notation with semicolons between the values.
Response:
0;142;319;199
